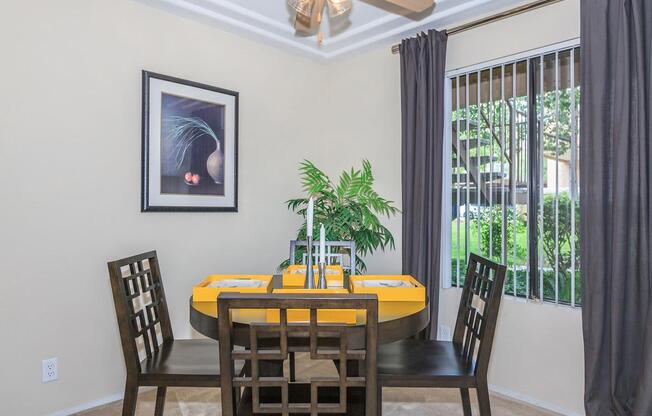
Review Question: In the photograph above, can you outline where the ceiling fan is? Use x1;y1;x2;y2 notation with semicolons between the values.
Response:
288;0;434;41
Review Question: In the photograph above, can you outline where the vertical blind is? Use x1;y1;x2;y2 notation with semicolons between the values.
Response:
449;45;581;306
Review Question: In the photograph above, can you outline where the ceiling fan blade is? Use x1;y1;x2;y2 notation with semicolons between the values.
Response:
383;0;434;13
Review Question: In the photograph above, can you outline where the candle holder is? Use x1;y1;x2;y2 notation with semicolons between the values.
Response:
304;236;315;289
317;262;327;289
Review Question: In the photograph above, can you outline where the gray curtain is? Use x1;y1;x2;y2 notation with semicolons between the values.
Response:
400;29;448;340
580;1;652;415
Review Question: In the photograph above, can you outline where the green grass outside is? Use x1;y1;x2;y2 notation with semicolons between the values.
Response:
449;218;582;305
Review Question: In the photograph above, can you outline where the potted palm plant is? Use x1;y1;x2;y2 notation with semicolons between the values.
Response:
283;160;399;274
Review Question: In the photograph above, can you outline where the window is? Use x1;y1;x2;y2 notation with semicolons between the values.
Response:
447;43;581;306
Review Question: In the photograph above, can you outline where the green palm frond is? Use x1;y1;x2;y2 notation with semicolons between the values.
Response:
283;159;399;274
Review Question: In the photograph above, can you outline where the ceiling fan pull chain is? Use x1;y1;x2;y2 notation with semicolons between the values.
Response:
317;1;323;24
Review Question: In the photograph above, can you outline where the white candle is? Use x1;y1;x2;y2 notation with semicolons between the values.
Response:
319;223;326;264
306;197;314;238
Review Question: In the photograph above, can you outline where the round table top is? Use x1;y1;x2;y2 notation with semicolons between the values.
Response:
190;275;429;346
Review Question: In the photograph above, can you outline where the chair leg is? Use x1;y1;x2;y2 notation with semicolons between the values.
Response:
154;386;166;416
289;351;296;382
233;387;241;412
460;388;472;416
377;384;383;416
122;378;139;416
476;381;492;416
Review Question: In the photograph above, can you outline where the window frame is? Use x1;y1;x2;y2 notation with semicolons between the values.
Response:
441;38;581;307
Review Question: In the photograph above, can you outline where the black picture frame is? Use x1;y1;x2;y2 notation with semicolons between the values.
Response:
141;71;239;212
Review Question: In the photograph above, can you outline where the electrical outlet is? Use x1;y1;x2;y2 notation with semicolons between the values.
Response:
42;357;58;383
438;325;452;341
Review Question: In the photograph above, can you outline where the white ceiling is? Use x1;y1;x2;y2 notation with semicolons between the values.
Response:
135;0;528;59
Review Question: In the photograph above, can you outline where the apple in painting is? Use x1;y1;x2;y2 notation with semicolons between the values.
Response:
184;172;193;182
191;174;201;185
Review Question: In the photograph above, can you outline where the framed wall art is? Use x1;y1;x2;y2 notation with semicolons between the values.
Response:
141;71;238;212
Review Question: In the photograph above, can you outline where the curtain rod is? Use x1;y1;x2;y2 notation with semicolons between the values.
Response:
391;0;564;54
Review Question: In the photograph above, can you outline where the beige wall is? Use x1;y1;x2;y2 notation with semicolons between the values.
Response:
0;0;583;414
320;48;404;274
0;1;400;414
441;1;584;415
325;1;584;415
446;0;580;71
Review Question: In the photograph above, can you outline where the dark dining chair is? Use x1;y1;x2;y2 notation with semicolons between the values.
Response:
218;292;378;416
287;239;358;383
108;251;229;416
289;239;357;275
377;253;507;415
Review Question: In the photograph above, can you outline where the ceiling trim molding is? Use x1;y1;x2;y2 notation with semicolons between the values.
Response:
321;13;399;46
201;0;294;33
143;0;327;57
322;0;520;58
137;0;536;60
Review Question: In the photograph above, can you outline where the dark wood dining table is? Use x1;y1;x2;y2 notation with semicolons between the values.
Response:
189;275;429;347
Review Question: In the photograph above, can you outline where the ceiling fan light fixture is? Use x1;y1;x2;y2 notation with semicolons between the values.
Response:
288;0;314;16
384;0;434;13
327;0;352;18
291;0;427;41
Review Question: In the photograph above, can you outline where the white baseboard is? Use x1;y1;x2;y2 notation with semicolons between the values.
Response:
48;393;123;416
489;384;584;416
48;388;155;416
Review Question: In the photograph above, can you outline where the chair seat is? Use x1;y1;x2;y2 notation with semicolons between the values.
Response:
140;339;225;387
377;340;477;388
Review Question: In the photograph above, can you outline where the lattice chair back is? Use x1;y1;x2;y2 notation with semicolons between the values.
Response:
289;240;357;274
452;253;507;378
218;293;378;416
108;251;173;374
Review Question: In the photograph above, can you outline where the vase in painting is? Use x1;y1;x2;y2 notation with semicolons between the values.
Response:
206;142;224;184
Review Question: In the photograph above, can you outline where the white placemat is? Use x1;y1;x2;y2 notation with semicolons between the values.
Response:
206;279;266;288
359;280;413;288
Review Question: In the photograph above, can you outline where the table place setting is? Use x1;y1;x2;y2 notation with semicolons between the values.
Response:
282;264;344;287
190;196;426;324
192;274;273;301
